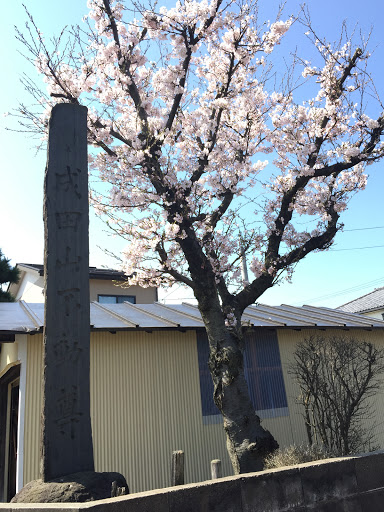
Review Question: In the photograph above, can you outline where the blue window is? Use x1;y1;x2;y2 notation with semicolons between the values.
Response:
197;329;288;422
98;295;136;304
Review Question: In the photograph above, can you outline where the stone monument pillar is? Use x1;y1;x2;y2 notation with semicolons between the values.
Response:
11;103;128;503
41;103;94;481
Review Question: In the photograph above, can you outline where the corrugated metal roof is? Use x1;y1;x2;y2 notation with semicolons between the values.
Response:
1;301;384;334
338;287;384;314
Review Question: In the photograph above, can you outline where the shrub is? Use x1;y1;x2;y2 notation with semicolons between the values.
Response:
290;335;384;456
264;444;336;470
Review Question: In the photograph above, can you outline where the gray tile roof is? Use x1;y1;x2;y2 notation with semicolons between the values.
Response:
1;301;384;334
17;263;131;281
338;287;384;314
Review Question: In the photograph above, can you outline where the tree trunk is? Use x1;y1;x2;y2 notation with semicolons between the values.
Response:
304;401;313;446
178;233;278;473
200;303;279;473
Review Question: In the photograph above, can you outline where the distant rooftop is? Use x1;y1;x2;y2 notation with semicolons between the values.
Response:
338;287;384;314
17;263;131;282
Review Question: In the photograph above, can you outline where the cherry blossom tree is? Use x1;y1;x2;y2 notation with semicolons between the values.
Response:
14;0;384;473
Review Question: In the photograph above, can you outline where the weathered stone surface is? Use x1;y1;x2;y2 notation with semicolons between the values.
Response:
89;489;170;512
42;103;94;481
300;457;357;505
240;468;303;512
354;450;384;492
168;478;242;512
5;453;384;511
171;451;184;486
11;471;128;503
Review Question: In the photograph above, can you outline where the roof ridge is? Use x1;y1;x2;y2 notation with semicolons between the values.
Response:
302;304;384;326
19;300;42;329
154;302;203;322
92;301;139;328
120;302;181;327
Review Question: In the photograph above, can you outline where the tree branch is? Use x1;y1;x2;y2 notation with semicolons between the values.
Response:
102;0;149;131
155;240;195;289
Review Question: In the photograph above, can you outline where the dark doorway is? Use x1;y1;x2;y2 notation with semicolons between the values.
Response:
7;380;19;501
0;364;20;502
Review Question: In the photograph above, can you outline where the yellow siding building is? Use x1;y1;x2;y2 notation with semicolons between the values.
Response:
1;302;384;501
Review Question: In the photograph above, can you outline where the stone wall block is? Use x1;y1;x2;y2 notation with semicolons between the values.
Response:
304;496;362;512
300;458;358;506
168;478;242;512
354;451;384;492
354;487;384;510
88;491;169;512
240;468;303;512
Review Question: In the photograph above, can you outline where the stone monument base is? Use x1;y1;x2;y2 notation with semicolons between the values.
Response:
11;471;128;503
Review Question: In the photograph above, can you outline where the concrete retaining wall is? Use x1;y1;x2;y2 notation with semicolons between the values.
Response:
2;450;384;511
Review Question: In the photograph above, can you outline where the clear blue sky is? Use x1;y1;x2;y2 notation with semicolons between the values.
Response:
0;0;383;307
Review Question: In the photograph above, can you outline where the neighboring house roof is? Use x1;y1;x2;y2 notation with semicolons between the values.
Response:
16;263;131;281
338;287;384;314
1;302;384;335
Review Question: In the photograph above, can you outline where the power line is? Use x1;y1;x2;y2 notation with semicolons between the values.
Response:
343;226;384;232
330;244;384;252
291;276;384;306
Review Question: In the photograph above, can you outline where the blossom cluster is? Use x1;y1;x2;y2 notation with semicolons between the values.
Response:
29;0;383;292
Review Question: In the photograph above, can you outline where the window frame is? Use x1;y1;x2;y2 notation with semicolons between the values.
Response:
97;294;136;304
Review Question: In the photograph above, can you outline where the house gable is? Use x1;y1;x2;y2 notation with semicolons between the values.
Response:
338;287;384;319
7;264;158;304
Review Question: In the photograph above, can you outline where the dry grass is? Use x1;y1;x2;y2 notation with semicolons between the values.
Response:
264;444;336;470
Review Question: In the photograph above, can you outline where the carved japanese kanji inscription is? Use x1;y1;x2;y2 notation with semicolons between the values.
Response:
41;103;94;481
